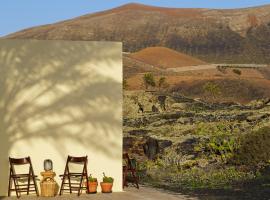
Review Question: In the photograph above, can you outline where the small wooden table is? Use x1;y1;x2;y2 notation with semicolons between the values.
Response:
40;171;58;197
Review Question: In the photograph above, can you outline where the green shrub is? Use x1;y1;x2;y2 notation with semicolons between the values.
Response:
217;65;227;74
194;122;240;163
232;69;242;75
233;126;270;167
158;77;169;90
143;73;156;89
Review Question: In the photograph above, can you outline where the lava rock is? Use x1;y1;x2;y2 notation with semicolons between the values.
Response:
143;137;159;160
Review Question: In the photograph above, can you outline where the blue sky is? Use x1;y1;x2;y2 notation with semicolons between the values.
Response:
1;0;270;36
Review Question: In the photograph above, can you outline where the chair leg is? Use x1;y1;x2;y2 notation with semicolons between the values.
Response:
13;178;20;198
123;172;125;188
86;174;89;194
78;175;84;196
59;176;66;195
8;170;12;197
27;174;30;195
131;170;139;189
68;174;72;194
32;176;39;196
123;168;128;188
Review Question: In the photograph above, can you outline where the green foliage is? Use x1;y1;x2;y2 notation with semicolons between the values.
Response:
130;158;137;169
194;122;240;163
172;167;255;189
194;122;236;136
202;82;221;101
194;136;238;163
88;174;97;182
207;136;237;162
143;166;256;190
233;126;270;167
232;69;242;75
143;73;156;89
102;172;114;183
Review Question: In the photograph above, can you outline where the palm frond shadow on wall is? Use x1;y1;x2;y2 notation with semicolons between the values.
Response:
0;39;122;195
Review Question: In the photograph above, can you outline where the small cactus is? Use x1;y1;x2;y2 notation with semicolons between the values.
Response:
88;174;97;182
102;172;114;183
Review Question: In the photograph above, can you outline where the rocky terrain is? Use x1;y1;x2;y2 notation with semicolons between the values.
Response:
5;3;270;63
123;90;270;198
124;91;270;160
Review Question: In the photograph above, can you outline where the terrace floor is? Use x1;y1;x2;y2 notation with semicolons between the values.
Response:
1;186;198;200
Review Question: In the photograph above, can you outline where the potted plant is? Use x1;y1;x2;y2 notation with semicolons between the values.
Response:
100;172;114;193
86;174;98;193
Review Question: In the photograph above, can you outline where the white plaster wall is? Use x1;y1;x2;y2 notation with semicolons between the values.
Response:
0;39;123;196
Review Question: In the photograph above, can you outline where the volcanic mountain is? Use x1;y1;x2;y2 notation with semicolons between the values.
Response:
5;3;270;63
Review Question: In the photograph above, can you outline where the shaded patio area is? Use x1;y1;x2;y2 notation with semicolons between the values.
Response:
1;186;198;200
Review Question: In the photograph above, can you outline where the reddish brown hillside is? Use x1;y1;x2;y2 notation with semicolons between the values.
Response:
5;3;270;63
101;3;204;18
129;47;207;69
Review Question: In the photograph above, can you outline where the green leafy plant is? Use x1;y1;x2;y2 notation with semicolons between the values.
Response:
102;172;114;183
194;122;240;163
88;174;97;182
207;136;237;162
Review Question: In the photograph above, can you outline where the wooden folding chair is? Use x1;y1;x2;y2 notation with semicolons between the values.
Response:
59;155;89;196
8;156;39;198
123;153;139;189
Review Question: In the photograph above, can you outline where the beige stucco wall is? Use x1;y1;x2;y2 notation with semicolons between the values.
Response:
0;39;123;196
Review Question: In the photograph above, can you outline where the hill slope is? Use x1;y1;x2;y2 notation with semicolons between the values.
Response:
5;3;270;63
129;47;206;69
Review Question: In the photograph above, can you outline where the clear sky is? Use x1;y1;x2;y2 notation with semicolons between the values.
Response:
1;0;270;36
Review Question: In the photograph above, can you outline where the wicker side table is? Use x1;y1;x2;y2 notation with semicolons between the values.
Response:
40;171;58;197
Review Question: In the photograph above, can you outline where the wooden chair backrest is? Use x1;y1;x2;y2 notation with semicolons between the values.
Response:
9;156;35;179
64;155;88;175
67;155;88;163
123;153;137;170
9;157;31;165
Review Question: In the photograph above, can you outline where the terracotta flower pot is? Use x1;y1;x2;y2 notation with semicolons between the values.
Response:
100;182;113;193
87;181;98;193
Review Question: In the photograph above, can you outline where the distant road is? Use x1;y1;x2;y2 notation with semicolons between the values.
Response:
167;64;268;72
167;64;216;72
215;64;268;68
